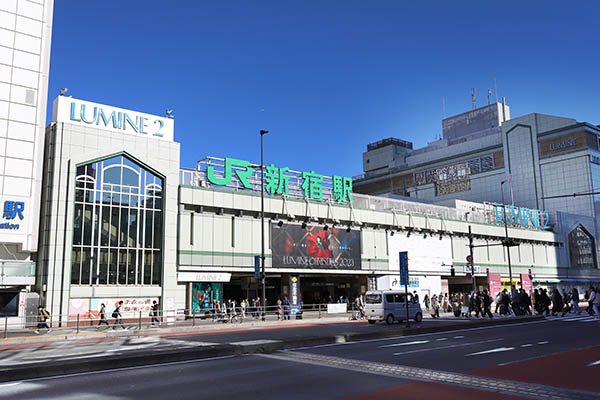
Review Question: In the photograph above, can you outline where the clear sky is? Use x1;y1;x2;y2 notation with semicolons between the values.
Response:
47;1;600;178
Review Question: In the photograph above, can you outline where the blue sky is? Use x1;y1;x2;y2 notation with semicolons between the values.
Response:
47;1;600;177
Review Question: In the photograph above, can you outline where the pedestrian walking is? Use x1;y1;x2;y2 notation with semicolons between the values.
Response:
590;286;600;317
112;301;126;329
511;285;521;316
241;299;247;319
35;306;51;334
571;288;580;314
97;303;109;327
430;295;440;318
551;289;564;316
282;297;290;320
482;289;493;318
151;300;161;326
277;298;283;321
423;294;430;310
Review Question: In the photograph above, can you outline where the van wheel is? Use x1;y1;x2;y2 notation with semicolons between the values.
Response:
386;314;395;325
414;312;423;323
368;320;376;325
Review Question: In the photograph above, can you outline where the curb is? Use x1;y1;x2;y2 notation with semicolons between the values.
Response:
0;315;544;382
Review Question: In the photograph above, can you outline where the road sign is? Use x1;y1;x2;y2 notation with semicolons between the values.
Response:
466;272;472;280
254;255;260;279
463;265;481;273
466;255;473;263
399;251;408;286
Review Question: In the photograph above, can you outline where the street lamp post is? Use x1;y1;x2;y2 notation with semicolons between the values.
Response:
260;129;269;321
500;180;514;289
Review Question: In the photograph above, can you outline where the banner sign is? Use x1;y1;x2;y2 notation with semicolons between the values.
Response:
520;273;532;292
191;283;223;312
367;276;377;291
399;251;408;286
69;297;158;319
271;223;361;270
493;203;550;230
289;275;301;315
488;273;502;299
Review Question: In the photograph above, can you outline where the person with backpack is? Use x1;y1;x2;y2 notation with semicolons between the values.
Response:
35;306;51;334
112;301;126;329
97;303;109;328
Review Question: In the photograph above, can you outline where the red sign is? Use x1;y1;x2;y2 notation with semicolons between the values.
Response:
520;273;532;292
488;273;502;298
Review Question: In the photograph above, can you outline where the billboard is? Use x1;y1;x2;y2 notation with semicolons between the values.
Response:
69;297;158;319
387;232;452;273
271;223;361;270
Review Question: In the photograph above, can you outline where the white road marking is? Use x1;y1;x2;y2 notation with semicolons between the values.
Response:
380;340;430;348
588;360;600;367
466;347;515;356
393;338;502;356
435;338;447;341
289;319;547;351
520;344;533;347
537;341;549;345
453;335;464;339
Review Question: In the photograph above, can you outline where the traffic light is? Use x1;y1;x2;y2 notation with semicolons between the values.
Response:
450;267;455;277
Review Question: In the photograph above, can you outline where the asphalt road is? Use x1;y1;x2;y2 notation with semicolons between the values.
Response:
1;315;599;399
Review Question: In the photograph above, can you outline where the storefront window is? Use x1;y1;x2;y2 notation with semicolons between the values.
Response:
71;155;163;286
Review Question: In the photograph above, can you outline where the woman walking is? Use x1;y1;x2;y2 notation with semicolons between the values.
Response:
430;295;440;318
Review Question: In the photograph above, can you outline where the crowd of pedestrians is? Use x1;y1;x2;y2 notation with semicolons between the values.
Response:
421;285;600;319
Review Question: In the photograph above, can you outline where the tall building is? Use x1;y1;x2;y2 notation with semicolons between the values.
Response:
354;99;600;271
0;0;53;316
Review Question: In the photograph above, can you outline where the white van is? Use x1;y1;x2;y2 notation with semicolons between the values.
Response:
365;290;423;324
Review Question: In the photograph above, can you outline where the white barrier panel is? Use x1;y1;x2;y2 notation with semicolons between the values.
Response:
327;304;348;314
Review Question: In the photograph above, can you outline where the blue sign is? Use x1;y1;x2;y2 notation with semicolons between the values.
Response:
254;255;260;280
494;203;550;230
1;200;24;230
399;251;408;286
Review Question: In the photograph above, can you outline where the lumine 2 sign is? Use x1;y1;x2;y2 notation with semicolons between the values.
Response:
493;203;550;229
53;97;174;142
206;157;354;203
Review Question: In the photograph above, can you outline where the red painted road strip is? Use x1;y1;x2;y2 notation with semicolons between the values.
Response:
469;345;600;393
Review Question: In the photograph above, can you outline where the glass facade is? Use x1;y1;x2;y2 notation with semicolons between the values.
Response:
71;155;163;286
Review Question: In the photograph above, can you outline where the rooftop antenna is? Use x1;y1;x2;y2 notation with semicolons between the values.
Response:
471;88;476;109
494;78;499;103
487;89;492;105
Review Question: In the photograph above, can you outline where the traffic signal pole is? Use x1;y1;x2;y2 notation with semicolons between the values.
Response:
468;225;475;293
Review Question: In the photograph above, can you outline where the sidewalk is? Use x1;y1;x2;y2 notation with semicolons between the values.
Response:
0;313;544;382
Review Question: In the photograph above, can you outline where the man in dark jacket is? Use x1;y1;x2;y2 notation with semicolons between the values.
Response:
511;285;521;316
482;289;493;318
551;289;563;316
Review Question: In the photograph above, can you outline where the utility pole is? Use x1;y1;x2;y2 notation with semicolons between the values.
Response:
501;180;514;288
468;225;475;293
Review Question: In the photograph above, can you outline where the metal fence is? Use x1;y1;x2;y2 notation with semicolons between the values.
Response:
1;303;360;339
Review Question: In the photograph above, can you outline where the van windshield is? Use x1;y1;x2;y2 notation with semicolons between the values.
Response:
366;294;382;304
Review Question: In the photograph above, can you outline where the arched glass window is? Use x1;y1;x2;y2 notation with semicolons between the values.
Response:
71;155;163;286
568;225;597;269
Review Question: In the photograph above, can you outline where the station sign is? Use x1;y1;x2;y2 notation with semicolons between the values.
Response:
53;96;174;142
205;157;353;203
0;199;25;230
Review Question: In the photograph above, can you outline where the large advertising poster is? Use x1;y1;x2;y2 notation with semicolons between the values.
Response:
191;283;223;312
271;223;361;270
387;232;452;273
488;273;502;298
69;297;158;318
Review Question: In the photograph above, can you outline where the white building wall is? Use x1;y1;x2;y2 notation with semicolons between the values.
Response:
0;0;53;258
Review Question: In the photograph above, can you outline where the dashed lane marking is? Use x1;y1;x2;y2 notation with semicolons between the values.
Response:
259;351;600;400
380;340;429;348
538;341;549;345
521;344;533;348
466;347;515;357
393;339;502;356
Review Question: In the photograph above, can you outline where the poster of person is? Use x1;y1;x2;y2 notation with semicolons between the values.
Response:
271;223;361;270
191;283;223;313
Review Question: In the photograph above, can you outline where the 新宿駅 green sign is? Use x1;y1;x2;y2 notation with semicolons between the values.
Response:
206;157;353;203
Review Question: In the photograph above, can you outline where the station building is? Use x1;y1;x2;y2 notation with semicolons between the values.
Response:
33;96;600;321
0;0;54;319
354;100;600;273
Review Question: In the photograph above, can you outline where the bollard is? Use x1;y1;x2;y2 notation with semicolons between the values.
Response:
139;311;142;330
4;316;7;339
192;311;195;327
318;303;321;319
76;314;80;334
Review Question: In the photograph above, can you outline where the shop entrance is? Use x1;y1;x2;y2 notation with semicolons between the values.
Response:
300;275;362;308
